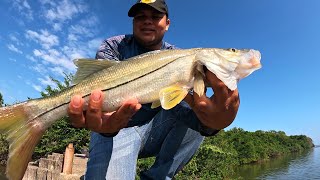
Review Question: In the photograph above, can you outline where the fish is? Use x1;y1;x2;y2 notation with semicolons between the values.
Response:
0;48;261;180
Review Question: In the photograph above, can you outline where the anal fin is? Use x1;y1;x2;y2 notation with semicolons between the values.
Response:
151;101;161;109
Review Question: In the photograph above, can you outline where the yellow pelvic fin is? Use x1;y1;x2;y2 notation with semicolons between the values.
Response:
151;100;161;109
73;58;119;84
159;84;189;110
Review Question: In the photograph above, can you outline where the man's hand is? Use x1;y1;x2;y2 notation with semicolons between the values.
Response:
68;90;141;133
184;70;240;130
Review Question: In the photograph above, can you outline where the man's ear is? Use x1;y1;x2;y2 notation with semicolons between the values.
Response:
166;18;170;31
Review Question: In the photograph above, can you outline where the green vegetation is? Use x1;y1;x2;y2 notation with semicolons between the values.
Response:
135;128;314;179
0;92;8;164
0;92;3;107
163;128;313;179
0;76;314;179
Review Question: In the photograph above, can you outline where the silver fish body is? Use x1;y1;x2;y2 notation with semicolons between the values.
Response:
0;48;261;180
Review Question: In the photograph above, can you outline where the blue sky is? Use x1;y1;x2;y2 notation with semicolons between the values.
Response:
0;0;319;145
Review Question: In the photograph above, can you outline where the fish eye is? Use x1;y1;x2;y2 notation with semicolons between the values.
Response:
230;48;236;52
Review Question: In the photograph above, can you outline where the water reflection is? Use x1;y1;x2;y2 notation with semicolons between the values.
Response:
234;147;320;179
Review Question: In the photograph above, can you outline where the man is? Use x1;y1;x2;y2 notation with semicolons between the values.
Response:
68;0;240;179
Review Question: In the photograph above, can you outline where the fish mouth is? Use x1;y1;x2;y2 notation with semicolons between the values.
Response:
250;50;262;69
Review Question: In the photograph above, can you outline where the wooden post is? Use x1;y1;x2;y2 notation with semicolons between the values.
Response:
63;143;75;174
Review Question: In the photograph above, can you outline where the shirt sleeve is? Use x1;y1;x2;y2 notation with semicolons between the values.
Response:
95;38;122;60
176;101;220;137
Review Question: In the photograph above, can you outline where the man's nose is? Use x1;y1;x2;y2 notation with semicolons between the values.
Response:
142;16;153;24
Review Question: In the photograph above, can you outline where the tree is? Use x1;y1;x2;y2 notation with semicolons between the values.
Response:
0;92;3;107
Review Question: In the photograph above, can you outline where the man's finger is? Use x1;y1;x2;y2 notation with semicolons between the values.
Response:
206;71;229;109
205;70;224;88
112;99;141;122
85;90;104;130
68;95;86;128
225;89;240;110
184;93;194;108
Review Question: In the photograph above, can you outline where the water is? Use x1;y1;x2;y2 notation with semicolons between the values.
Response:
234;147;320;180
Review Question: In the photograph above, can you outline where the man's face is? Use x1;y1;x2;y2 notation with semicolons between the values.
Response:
133;7;170;50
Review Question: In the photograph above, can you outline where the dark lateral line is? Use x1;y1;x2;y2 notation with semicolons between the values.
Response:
33;58;180;119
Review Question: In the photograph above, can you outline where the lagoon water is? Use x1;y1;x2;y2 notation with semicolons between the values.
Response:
0;147;319;179
234;146;320;179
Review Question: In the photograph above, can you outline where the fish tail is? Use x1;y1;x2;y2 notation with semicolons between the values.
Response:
0;101;47;180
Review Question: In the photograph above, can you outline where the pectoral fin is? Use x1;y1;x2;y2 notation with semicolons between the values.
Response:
194;72;205;97
159;84;189;110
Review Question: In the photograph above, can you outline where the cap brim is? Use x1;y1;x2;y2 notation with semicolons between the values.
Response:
128;3;166;17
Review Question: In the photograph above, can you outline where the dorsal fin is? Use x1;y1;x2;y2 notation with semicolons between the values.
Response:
73;58;119;84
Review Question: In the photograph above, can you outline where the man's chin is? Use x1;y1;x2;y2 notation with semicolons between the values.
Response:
140;36;156;43
134;35;162;49
140;38;158;46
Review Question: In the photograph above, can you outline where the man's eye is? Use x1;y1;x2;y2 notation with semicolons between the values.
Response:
134;15;146;20
152;16;162;20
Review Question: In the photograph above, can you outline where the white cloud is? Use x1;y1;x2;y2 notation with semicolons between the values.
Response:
62;45;88;60
50;67;65;77
32;84;42;92
38;76;56;87
45;0;87;22
31;63;47;74
67;15;99;38
9;33;24;46
9;34;19;42
26;55;37;62
69;25;94;37
68;34;78;41
33;48;76;72
26;29;59;49
9;58;17;62
22;0;31;9
88;38;102;50
79;15;99;27
12;0;33;20
53;23;62;31
39;0;56;6
7;44;23;54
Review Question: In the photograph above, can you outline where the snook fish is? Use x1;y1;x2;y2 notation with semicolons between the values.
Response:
0;48;261;180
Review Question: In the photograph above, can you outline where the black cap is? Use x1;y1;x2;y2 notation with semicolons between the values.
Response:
128;0;168;17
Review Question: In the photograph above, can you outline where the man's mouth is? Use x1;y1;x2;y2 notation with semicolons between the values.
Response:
141;28;155;33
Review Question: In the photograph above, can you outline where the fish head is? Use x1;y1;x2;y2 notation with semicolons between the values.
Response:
195;48;262;90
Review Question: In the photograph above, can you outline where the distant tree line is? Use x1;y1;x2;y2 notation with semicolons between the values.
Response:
0;75;315;179
171;128;314;179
